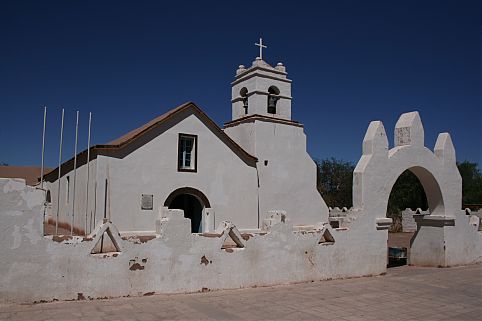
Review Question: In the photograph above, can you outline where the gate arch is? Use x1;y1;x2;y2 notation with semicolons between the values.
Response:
164;187;211;208
353;112;462;219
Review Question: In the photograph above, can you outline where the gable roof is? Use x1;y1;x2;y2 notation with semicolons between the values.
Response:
44;102;257;181
107;102;190;146
0;166;52;186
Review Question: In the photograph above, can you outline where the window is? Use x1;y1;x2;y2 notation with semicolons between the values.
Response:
240;87;248;115
66;176;70;203
178;134;197;172
267;86;280;114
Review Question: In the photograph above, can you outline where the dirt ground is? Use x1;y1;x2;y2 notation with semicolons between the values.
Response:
43;222;77;236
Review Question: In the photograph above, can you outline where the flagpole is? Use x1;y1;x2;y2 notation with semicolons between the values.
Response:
71;110;79;235
55;108;65;235
40;106;47;189
85;112;92;235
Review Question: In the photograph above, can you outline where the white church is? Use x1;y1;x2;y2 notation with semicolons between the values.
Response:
44;50;328;235
4;41;481;304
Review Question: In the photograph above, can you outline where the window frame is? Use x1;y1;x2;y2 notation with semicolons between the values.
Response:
177;133;198;172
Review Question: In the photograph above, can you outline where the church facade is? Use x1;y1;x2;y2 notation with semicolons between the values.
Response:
44;57;328;235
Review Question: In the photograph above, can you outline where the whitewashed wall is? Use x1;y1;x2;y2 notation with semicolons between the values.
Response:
225;119;329;226
94;112;259;233
352;112;482;267
0;178;383;304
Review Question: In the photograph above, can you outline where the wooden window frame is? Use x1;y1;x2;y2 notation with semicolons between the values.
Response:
177;133;198;172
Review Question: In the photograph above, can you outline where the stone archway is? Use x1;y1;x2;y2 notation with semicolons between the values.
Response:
353;112;461;219
352;111;464;267
164;187;211;233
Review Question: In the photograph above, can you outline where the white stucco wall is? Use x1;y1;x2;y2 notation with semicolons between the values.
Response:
351;112;482;267
93;112;259;233
225;119;329;226
45;159;97;234
0;178;385;304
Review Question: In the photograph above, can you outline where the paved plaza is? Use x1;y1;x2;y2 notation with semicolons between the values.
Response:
1;264;481;321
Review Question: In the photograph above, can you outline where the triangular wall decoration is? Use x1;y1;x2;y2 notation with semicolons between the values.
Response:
89;220;123;254
216;221;245;251
318;228;335;245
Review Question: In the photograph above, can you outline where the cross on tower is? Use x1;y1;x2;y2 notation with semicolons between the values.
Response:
255;38;267;60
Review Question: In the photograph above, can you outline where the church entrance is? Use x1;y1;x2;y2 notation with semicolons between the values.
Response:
164;187;210;233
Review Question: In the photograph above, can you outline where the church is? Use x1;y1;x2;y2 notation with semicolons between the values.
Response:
3;42;481;305
44;53;328;235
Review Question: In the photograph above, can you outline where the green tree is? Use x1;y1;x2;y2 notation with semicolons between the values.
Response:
457;161;482;205
315;158;355;208
315;158;482;214
387;170;428;219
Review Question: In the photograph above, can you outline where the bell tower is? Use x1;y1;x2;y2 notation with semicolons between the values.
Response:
231;46;292;121
224;39;329;227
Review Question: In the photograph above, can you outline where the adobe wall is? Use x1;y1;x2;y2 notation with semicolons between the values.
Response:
225;119;329;226
0;178;382;304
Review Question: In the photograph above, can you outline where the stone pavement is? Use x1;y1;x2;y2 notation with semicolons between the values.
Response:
1;264;481;321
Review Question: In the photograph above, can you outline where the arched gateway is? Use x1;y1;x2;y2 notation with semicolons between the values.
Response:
164;187;211;233
352;112;466;267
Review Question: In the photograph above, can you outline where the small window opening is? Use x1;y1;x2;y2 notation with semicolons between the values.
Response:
178;134;197;172
329;220;340;229
66;176;70;203
267;86;280;114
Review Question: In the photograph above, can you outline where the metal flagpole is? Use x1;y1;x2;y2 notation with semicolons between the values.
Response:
55;108;65;235
40;106;47;189
71;111;79;235
85;112;92;235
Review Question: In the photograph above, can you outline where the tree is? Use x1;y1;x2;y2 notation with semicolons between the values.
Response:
315;158;482;213
386;170;428;226
457;161;482;206
315;158;355;208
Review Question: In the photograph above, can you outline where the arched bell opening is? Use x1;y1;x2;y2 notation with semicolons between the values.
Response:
240;87;248;115
267;86;280;114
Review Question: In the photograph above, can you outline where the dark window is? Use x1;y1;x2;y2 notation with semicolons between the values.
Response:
66;176;70;203
267;86;280;114
178;134;197;172
240;87;248;114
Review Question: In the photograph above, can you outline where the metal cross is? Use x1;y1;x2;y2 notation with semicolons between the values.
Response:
255;38;267;60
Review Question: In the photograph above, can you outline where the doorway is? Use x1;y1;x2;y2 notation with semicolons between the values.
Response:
164;187;210;233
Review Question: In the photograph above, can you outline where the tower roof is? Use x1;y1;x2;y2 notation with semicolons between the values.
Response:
232;58;289;86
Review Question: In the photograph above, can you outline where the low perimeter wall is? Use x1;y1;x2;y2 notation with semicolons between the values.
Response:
1;178;481;303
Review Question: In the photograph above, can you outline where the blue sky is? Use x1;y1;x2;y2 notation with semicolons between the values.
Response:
1;0;480;167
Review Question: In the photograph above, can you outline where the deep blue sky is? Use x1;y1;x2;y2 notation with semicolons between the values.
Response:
1;0;480;168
